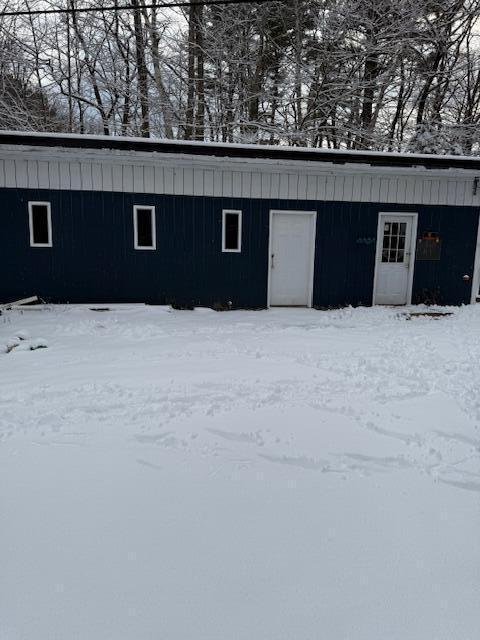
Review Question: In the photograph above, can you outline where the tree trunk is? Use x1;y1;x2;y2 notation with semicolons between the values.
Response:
184;0;197;140
194;3;205;141
358;50;380;149
132;0;150;137
145;7;176;139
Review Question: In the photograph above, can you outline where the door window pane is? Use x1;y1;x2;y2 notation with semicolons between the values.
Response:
381;219;407;263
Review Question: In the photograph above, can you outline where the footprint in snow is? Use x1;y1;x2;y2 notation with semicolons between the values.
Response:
136;458;163;471
259;453;327;471
207;427;264;445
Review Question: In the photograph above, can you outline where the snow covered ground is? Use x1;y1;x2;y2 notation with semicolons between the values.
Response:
1;304;479;640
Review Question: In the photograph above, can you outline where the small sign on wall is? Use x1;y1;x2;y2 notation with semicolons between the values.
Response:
416;231;441;261
356;237;376;246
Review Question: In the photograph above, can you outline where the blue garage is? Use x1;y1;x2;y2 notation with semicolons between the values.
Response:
1;131;480;308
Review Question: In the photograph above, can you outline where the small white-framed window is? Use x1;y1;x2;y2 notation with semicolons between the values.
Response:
133;205;156;250
222;209;242;252
28;201;52;247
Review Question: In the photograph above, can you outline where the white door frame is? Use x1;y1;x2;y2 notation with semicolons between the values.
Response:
267;209;317;308
470;212;480;304
372;212;418;306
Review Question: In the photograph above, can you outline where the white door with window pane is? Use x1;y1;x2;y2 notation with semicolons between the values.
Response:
373;213;417;305
269;211;316;306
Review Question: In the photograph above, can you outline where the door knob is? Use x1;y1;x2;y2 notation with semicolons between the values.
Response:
271;253;275;269
463;274;471;281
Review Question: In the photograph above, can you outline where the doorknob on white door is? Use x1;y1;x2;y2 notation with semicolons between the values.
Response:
271;253;275;269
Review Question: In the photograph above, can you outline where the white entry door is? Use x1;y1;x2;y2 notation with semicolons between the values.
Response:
373;213;417;305
269;211;316;306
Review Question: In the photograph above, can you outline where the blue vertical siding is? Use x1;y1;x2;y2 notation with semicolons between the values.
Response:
412;205;479;305
1;187;478;307
313;201;378;307
312;201;479;307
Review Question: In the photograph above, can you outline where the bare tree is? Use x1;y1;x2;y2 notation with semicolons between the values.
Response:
1;0;480;153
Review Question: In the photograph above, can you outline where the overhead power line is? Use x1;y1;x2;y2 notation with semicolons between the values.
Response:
0;0;273;18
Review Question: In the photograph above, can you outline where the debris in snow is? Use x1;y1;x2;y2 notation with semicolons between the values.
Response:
2;335;48;353
194;306;217;313
211;301;233;312
0;295;38;313
29;338;48;351
5;338;20;353
14;342;34;352
406;311;454;320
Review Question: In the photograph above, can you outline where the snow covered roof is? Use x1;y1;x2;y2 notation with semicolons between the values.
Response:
1;129;480;172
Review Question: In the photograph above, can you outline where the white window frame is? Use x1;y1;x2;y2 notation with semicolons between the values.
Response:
133;205;156;250
222;209;242;253
28;201;52;248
